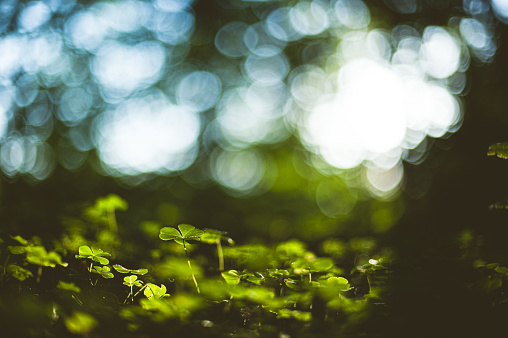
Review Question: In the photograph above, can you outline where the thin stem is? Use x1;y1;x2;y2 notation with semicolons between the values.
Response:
183;241;200;294
133;284;147;298
72;294;84;306
366;274;372;295
89;262;94;285
107;206;118;235
37;266;42;283
124;283;146;304
217;238;224;272
124;292;131;304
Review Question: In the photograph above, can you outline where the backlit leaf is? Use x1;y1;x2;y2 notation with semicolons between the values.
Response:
159;227;181;241
78;246;93;257
10;235;29;245
113;264;148;275
8;264;33;281
178;224;203;240
65;312;97;335
58;281;81;293
221;270;240;286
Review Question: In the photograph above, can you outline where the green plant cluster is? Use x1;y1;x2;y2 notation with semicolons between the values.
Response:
0;196;390;337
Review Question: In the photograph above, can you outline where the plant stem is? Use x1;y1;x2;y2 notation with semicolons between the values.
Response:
107;206;118;235
133;285;147;298
217;238;224;272
124;293;131;304
37;266;42;283
183;240;200;294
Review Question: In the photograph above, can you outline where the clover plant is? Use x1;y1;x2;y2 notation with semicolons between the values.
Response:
201;228;234;271
144;283;169;300
92;265;114;279
159;224;203;293
0;213;381;337
84;194;128;235
7;235;67;282
123;275;144;303
75;245;111;272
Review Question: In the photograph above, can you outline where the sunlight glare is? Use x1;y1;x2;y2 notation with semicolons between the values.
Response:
95;93;200;175
92;41;166;100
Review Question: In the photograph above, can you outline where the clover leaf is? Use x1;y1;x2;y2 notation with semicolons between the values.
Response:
91;266;114;279
221;270;241;286
159;224;203;245
123;275;143;287
201;229;234;245
144;283;169;300
57;281;81;293
8;264;33;281
123;275;144;303
75;246;111;265
113;264;148;275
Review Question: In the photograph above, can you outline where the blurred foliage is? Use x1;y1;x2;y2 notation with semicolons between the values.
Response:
0;209;393;336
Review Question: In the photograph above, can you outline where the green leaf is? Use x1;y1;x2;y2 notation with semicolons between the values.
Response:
8;246;27;255
267;269;289;278
495;266;508;275
65;312;97;335
274;309;312;322
112;264;148;275
221;270;241;286
78;246;93;257
10;235;29;245
57;281;81;293
276;239;307;259
159;224;203;245
291;259;311;275
310;257;334;272
8;264;33;281
243;270;265;285
123;275;142;286
144;283;169;300
134;268;148;275
488;143;508;159
325;277;351;291
75;246;110;265
201;229;234;245
93;256;110;265
124;275;138;283
112;264;130;273
102;194;128;211
90;247;111;257
159;227;181;241
178;224;203;240
92;266;114;279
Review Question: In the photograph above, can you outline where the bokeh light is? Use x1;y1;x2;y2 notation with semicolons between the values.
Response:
93;92;200;176
297;25;463;198
0;0;500;204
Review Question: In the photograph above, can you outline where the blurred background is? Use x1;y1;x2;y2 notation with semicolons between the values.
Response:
0;0;503;237
2;0;508;332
